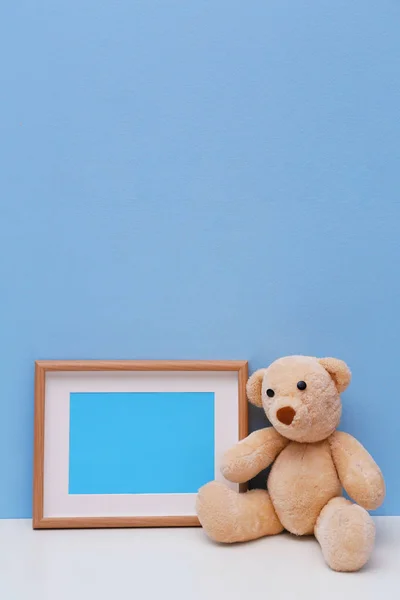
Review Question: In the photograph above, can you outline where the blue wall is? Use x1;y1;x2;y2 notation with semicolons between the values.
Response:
1;0;399;518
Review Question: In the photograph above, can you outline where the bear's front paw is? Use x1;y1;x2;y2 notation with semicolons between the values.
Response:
220;443;253;483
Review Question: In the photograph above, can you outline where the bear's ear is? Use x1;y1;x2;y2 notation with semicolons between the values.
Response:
318;358;351;393
246;369;267;407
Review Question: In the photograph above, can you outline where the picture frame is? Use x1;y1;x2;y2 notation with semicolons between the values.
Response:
33;360;248;529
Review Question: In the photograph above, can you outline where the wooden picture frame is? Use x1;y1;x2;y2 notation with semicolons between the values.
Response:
33;360;248;529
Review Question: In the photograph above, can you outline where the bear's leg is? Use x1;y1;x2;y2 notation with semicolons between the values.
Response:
196;481;283;543
314;497;375;572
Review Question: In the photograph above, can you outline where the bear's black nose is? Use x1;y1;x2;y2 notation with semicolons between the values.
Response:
276;406;296;425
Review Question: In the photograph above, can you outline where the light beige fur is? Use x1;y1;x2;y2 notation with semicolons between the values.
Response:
196;355;385;572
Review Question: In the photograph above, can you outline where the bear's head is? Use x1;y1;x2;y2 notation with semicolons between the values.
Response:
247;355;351;443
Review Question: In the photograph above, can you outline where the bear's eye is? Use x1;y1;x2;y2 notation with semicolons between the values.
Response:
266;389;275;398
297;381;307;391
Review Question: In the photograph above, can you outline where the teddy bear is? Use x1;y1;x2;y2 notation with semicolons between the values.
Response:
196;355;385;572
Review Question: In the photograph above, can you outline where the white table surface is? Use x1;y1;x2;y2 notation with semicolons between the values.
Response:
0;518;399;599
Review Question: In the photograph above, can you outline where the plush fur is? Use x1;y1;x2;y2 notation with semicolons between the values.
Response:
196;355;385;572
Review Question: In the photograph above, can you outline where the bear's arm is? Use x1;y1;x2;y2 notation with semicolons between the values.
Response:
329;431;385;510
220;427;289;484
